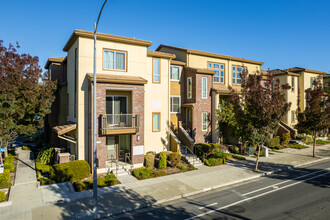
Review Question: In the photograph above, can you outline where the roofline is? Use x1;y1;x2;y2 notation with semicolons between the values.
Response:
156;44;264;65
147;50;176;59
286;67;326;75
44;57;67;69
170;60;186;66
184;66;216;75
63;30;153;52
87;73;148;85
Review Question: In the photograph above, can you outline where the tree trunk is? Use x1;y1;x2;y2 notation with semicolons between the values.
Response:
255;144;261;171
313;133;316;157
4;140;8;158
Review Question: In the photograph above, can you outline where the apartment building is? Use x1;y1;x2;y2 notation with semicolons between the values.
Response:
157;45;264;145
46;30;176;171
271;67;326;135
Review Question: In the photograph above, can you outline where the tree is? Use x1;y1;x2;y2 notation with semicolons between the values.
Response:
0;40;56;156
295;76;330;157
227;69;291;171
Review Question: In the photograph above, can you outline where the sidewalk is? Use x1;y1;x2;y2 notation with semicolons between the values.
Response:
31;144;330;220
1;144;329;219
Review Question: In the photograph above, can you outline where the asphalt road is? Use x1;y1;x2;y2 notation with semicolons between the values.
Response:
109;160;330;220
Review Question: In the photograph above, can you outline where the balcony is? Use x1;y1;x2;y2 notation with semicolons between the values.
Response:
101;114;140;135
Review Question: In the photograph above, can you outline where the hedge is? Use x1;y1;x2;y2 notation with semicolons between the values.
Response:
49;160;90;183
39;177;56;186
195;143;227;156
281;133;290;146
169;152;181;167
132;167;153;180
268;138;281;148
4;155;14;172
158;152;167;169
153;170;167;177
144;154;155;168
73;174;120;192
36;162;51;173
0;170;10;185
204;157;225;166
0;191;6;202
177;164;187;170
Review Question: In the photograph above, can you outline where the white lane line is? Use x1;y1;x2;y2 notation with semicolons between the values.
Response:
185;170;330;220
242;168;330;196
199;202;218;210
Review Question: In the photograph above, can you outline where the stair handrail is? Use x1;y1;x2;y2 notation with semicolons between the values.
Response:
125;152;132;167
109;155;119;177
193;144;207;165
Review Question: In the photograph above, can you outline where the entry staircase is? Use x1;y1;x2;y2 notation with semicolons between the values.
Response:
180;144;204;167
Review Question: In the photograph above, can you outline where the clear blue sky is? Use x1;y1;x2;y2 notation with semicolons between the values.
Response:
1;0;329;72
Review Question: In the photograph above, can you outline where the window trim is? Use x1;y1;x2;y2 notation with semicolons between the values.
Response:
208;62;225;84
202;112;207;131
187;77;192;99
232;65;245;85
291;76;295;92
152;58;161;84
103;48;128;72
202;77;208;99
291;111;295;123
170;65;180;81
170;96;181;113
152;112;161;132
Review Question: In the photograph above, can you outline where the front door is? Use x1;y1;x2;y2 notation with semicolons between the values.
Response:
106;136;118;160
118;135;130;161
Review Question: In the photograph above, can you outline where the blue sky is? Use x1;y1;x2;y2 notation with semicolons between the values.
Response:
1;0;329;72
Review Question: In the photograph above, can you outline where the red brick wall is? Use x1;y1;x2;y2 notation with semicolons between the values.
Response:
90;82;145;168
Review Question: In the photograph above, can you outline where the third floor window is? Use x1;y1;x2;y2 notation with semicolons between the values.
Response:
232;66;245;85
208;62;224;83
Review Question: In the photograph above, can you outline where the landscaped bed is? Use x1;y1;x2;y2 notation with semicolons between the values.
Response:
131;151;196;180
0;148;18;202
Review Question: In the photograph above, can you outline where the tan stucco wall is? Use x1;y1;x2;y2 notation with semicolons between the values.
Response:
299;71;322;111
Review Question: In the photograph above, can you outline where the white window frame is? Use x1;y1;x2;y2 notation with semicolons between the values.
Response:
202;77;207;99
170;96;181;113
170;66;180;81
202;112;207;131
187;77;192;99
103;49;127;71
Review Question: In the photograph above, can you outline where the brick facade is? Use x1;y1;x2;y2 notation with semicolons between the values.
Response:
90;81;145;169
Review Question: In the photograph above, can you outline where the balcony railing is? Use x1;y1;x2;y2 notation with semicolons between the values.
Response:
101;114;140;135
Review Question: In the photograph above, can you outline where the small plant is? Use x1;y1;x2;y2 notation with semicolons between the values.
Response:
36;147;54;164
3;155;15;172
73;174;120;192
0;191;6;202
22;146;30;150
158;152;167;169
49;160;90;183
204;157;224;166
288;144;309;149
0;170;10;185
268;138;281;148
169;152;181;167
132;167;153;180
281;133;290;146
232;154;246;160
177;164;187;170
144;154;155;168
316;139;330;145
153;170;167;177
39;177;56;186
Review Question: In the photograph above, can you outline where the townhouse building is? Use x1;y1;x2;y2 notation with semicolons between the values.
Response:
271;67;326;136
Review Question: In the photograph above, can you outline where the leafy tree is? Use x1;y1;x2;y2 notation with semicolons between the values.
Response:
295;76;330;157
0;41;56;156
227;69;291;171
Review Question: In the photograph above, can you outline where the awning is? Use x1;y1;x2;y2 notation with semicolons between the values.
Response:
53;122;77;144
87;73;148;85
182;103;196;108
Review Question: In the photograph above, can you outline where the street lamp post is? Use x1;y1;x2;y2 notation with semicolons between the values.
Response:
92;0;108;215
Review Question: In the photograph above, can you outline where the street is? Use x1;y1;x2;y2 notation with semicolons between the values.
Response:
110;160;330;220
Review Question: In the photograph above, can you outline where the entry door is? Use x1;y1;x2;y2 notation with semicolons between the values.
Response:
106;136;118;160
186;108;192;128
118;135;130;161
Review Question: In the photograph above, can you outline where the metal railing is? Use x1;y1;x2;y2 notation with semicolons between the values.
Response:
193;145;207;164
181;145;206;166
109;155;119;177
101;114;139;130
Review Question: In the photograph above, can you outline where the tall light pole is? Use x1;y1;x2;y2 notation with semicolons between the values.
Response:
92;0;108;215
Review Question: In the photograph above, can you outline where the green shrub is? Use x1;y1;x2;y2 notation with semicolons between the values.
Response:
232;154;246;160
177;164;187;170
0;191;6;202
281;133;291;146
8;149;15;156
210;152;231;159
132;167;153;180
0;170;10;185
169;152;181;167
36;147;54;164
158;152;167;169
288;144;309;149
39;177;56;186
36;162;51;173
195;143;211;156
268;138;281;148
144;154;155;168
153;170;167;177
22;146;30;150
187;164;196;170
0;183;12;189
297;134;314;144
50;160;90;183
4;155;14;172
204;158;224;166
316;139;330;145
73;181;85;192
73;174;120;192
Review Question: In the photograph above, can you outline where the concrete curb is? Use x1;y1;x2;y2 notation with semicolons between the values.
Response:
99;156;330;218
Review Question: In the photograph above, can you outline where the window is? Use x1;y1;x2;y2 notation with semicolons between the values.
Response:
291;76;295;92
310;78;315;88
170;66;180;81
152;113;160;132
187;77;192;99
170;97;181;113
74;48;78;118
202;112;207;131
232;66;245;85
103;49;126;71
202;77;207;98
208;62;224;83
291;111;295;122
153;58;160;83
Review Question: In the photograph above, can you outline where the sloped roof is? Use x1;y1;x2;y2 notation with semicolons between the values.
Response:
87;73;147;85
147;50;176;59
45;57;66;69
53;122;77;136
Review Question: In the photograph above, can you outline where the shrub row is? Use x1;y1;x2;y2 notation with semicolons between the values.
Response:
4;154;15;172
0;191;6;202
194;143;228;156
0;170;10;185
204;157;225;166
73;174;120;192
132;167;167;180
288;144;309;149
49;160;90;183
268;138;281;148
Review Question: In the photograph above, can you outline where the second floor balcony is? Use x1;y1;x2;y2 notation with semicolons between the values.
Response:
101;114;140;135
